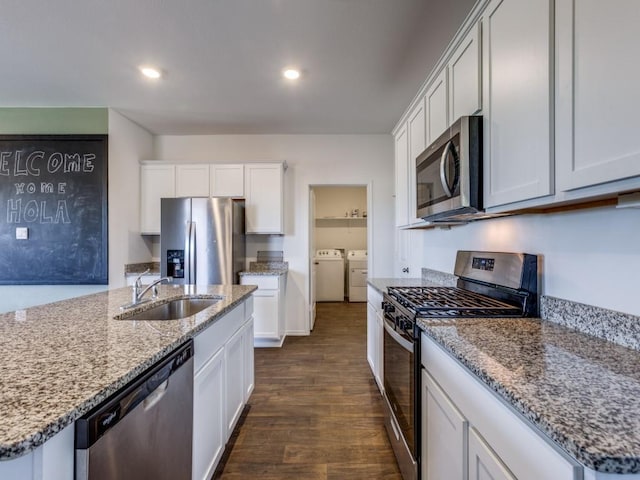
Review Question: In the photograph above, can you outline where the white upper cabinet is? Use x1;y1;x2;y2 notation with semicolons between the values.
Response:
175;164;210;197
394;124;409;227
449;22;482;121
244;163;285;234
556;0;640;192
425;69;449;145
140;164;175;234
482;0;554;208
210;164;244;197
407;99;426;225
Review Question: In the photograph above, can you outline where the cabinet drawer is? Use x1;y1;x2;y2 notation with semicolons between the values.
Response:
194;304;243;372
241;275;280;290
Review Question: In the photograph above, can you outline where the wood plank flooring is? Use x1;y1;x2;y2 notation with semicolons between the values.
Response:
214;302;402;480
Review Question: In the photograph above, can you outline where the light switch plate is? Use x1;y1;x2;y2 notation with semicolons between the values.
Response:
16;227;28;240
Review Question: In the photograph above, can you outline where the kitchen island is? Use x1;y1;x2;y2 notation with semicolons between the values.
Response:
0;283;256;476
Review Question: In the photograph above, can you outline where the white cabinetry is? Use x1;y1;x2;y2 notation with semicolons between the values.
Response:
210;164;244;197
224;325;246;437
469;427;516;480
421;334;581;480
192;299;254;480
244;163;285;234
193;348;225;480
240;274;286;347
482;0;553;208
421;370;467;480
140;164;175;234
425;69;449;145
394;124;409;227
366;286;384;392
556;0;640;192
407;100;426;226
449;22;482;121
176;164;211;197
242;314;255;401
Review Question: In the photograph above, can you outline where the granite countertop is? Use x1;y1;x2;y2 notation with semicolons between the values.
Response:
239;261;288;276
0;284;256;460
419;316;640;474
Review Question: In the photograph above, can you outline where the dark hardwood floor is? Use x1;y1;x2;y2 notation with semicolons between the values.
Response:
214;301;402;479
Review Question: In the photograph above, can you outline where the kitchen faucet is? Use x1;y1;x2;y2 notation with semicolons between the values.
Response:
121;270;173;309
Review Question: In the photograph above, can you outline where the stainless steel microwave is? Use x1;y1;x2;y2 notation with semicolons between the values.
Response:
416;115;482;222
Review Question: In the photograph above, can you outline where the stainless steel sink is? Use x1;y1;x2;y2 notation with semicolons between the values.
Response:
117;297;221;321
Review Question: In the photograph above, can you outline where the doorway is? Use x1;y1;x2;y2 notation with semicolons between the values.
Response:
309;185;368;331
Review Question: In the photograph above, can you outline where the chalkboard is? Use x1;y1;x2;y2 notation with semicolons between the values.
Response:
0;135;108;284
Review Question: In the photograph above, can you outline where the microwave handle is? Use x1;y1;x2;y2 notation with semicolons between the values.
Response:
440;140;455;197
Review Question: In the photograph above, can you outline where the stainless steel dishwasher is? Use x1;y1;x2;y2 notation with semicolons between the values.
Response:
75;340;194;480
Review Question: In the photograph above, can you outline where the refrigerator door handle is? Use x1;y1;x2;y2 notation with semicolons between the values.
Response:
184;221;192;284
188;222;196;284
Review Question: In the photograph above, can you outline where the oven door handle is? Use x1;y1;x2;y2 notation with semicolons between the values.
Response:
384;320;414;353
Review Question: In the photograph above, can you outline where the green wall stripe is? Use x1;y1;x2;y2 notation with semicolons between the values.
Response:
0;108;108;134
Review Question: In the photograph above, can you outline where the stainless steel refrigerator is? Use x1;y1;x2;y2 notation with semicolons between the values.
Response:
160;197;245;285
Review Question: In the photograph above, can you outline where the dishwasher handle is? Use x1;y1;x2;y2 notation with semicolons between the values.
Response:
75;340;193;449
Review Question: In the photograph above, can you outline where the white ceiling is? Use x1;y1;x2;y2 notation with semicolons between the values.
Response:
1;0;476;135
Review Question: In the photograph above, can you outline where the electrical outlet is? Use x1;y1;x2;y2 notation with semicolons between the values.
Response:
16;227;28;240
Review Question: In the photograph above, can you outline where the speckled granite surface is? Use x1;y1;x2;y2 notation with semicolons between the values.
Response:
421;267;457;286
542;295;640;351
239;261;288;276
0;284;256;460
419;317;640;474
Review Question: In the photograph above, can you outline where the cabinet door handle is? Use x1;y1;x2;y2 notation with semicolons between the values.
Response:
402;267;409;273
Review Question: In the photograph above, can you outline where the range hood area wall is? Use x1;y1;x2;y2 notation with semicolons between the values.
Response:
415;205;640;317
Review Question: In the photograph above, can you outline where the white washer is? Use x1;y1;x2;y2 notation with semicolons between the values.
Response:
347;250;368;302
315;249;345;302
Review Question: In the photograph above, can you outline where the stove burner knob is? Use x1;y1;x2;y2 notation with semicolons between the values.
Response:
383;302;395;314
399;319;413;331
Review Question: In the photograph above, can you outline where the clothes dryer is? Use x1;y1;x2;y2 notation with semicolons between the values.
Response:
347;250;367;302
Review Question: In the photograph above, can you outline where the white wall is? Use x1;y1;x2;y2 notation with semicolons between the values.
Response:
107;109;155;287
154;134;395;334
413;205;640;316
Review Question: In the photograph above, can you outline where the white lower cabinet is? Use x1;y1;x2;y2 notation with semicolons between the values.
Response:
421;370;467;480
421;333;582;480
192;298;254;480
366;286;384;392
193;348;225;480
468;427;516;480
241;274;286;347
224;325;246;438
242;316;255;401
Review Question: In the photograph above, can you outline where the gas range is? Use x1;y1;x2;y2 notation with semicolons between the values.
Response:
386;286;524;319
384;251;539;331
381;251;539;480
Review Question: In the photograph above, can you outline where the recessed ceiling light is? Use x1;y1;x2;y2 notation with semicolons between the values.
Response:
140;66;162;79
283;68;301;80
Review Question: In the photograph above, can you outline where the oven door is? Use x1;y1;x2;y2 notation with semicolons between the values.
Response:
383;316;417;480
